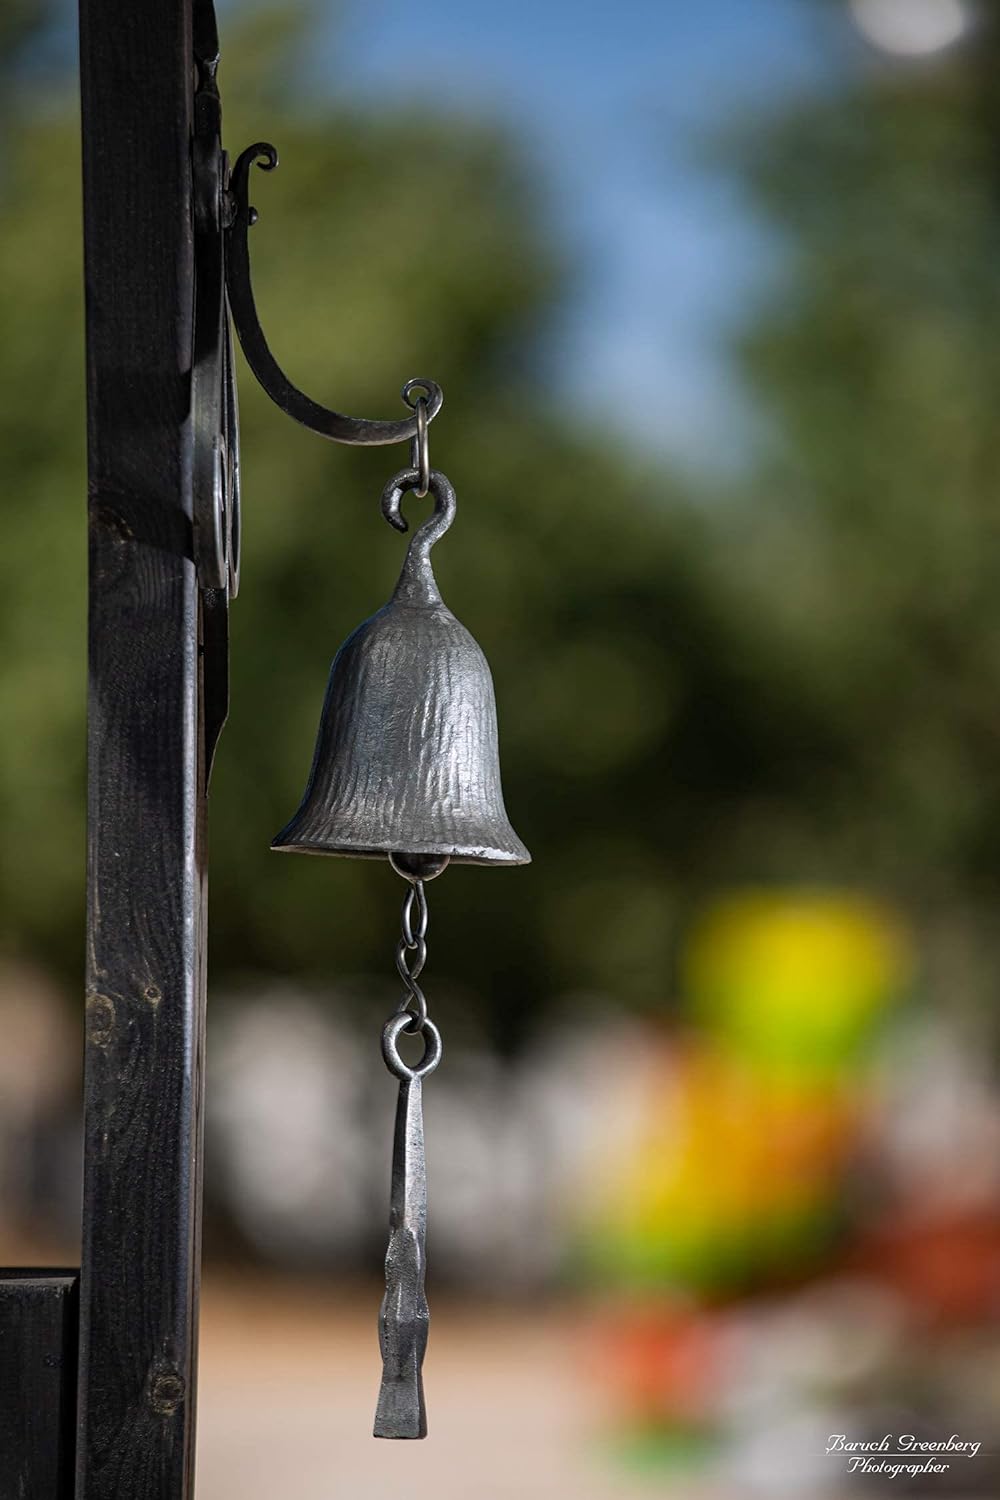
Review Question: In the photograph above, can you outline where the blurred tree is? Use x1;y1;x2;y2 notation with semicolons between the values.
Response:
9;3;997;1046
0;4;44;71
0;5;87;976
0;6;728;1043
707;5;1000;1018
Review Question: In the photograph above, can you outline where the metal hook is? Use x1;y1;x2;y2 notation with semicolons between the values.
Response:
380;468;457;558
225;143;444;446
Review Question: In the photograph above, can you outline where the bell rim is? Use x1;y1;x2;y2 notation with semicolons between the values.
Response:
270;836;531;866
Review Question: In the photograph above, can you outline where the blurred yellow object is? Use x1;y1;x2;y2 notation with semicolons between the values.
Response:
582;1040;858;1290
577;889;914;1292
682;890;912;1076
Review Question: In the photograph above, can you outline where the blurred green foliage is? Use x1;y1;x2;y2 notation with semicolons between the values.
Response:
0;8;712;1044
2;6;1000;1040
703;21;1000;1015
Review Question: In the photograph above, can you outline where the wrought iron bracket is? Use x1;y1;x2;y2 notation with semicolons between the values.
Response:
192;31;239;602
192;14;237;782
190;16;442;778
224;143;444;446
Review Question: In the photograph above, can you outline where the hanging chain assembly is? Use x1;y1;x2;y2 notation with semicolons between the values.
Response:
373;872;443;1439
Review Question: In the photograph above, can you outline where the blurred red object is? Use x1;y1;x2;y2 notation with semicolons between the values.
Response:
591;1300;719;1425
851;1211;1000;1324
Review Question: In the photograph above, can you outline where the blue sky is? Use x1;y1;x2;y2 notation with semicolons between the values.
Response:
326;0;846;469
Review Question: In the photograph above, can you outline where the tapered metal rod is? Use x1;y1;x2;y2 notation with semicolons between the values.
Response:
374;1072;430;1439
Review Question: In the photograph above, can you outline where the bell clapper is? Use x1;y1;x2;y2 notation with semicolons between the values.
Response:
389;851;449;882
373;861;443;1439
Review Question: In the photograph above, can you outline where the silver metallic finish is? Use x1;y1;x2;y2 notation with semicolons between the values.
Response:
272;468;531;867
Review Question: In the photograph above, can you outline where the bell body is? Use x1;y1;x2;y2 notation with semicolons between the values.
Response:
273;474;529;867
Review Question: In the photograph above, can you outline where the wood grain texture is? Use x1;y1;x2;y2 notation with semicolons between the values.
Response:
0;1272;79;1500
78;1;207;1496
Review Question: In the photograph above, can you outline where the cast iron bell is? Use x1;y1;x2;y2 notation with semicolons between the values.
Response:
272;468;530;870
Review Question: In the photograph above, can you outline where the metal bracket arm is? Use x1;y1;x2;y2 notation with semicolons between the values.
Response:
224;143;444;446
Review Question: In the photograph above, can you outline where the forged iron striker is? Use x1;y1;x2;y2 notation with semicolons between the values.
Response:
373;880;442;1439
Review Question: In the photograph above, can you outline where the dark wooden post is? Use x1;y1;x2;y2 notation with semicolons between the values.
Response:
0;1273;79;1499
77;2;207;1496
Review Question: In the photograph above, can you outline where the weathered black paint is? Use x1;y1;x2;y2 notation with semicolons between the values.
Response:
0;1273;79;1500
77;1;207;1496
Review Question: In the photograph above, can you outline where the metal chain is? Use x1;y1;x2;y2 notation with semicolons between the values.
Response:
382;874;443;1082
394;878;430;1032
375;870;440;1436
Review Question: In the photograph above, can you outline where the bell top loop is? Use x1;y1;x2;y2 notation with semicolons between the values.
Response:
381;468;456;607
381;467;456;551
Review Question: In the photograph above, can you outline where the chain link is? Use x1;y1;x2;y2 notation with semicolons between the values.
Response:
394;878;430;1033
